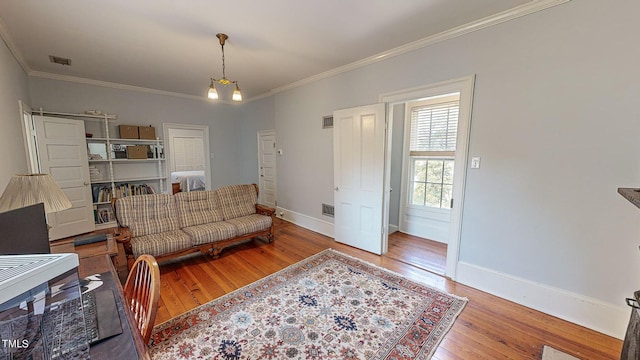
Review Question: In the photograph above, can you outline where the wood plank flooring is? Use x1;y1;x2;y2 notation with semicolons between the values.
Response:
386;231;447;275
153;218;622;359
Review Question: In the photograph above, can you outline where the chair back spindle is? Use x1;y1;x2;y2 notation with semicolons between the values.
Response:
124;254;160;344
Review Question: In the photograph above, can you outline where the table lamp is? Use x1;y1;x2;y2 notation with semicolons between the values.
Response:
0;173;72;215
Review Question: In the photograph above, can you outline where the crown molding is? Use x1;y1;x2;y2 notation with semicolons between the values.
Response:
28;70;241;105
29;70;200;100
269;0;570;96
2;0;570;102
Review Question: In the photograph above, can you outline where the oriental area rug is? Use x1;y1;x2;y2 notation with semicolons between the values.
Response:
149;249;467;359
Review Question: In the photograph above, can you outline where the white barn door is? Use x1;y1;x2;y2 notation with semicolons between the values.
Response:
34;115;94;240
333;103;386;254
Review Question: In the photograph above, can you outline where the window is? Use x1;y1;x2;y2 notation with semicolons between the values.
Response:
407;93;460;209
411;157;454;208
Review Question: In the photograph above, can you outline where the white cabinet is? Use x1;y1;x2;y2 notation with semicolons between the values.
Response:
85;117;166;229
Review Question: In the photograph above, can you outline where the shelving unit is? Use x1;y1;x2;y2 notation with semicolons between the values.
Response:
86;116;166;229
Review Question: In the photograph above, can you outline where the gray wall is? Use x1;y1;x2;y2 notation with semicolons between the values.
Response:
260;0;640;334
0;37;30;189
236;96;276;185
27;78;266;188
2;0;639;337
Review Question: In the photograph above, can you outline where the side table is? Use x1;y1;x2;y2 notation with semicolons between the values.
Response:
50;234;119;270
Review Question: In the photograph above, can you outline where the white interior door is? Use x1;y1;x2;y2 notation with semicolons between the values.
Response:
333;103;386;255
34;115;94;240
164;124;211;191
258;130;277;208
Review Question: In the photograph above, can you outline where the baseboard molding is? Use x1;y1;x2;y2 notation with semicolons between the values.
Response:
388;224;399;234
276;207;335;239
456;261;629;339
272;211;628;338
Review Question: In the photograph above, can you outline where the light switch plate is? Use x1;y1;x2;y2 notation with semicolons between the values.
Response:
471;157;481;169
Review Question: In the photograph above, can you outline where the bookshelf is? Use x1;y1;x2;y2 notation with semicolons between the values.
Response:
86;118;166;229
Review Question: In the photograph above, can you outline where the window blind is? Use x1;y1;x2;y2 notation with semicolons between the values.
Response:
409;100;459;155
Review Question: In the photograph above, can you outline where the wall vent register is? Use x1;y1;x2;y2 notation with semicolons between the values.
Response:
322;203;335;217
322;115;334;129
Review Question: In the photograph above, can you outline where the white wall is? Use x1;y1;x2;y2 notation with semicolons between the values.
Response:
28;78;252;188
261;0;640;338
0;37;29;189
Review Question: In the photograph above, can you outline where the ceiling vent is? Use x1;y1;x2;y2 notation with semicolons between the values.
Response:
48;55;72;66
322;115;333;129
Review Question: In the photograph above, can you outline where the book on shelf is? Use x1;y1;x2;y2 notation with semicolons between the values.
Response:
113;183;155;198
93;183;155;203
94;207;115;224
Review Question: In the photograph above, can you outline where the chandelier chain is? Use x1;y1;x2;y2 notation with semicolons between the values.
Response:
221;43;226;79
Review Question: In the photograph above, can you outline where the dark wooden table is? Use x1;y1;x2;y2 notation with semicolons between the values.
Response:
50;234;118;261
80;254;150;359
51;237;149;359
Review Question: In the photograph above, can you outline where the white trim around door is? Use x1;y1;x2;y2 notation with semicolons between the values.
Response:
163;123;212;192
380;75;475;280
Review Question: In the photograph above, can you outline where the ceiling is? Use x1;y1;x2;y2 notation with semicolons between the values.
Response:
0;0;533;101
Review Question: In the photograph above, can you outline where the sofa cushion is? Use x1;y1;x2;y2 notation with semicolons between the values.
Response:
130;229;192;258
225;214;272;236
216;184;258;220
174;190;224;228
115;194;180;237
182;221;238;246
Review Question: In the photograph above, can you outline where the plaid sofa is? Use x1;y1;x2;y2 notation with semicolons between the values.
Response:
114;184;274;269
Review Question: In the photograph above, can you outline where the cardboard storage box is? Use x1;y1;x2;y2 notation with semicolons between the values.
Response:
138;126;156;140
119;125;139;139
126;145;148;159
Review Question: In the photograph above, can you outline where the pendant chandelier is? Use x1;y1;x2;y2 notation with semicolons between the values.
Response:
208;33;242;102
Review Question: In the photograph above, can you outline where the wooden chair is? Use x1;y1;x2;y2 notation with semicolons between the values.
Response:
123;254;160;345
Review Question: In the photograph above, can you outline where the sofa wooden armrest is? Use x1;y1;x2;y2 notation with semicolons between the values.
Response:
115;226;135;268
255;204;276;243
256;204;275;216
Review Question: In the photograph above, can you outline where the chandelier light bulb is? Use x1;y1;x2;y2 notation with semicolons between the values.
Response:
208;80;218;100
232;83;243;102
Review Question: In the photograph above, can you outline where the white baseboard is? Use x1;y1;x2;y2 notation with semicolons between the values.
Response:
456;261;629;339
388;224;399;234
276;206;335;238
272;210;628;339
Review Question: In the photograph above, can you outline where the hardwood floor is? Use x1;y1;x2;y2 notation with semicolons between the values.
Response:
386;231;447;275
152;218;622;359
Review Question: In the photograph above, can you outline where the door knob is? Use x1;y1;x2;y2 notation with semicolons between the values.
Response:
335;187;339;191
84;181;90;186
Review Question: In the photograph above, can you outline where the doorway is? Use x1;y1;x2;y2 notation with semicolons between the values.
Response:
163;124;211;192
257;130;277;208
381;76;475;279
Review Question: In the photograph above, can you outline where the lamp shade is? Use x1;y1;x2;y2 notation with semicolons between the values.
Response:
0;174;72;214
